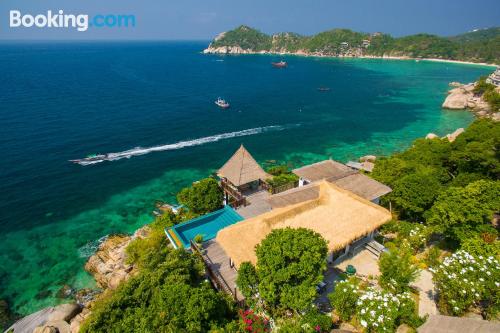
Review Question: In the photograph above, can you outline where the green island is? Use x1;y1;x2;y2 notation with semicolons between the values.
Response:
8;118;497;333
204;25;500;64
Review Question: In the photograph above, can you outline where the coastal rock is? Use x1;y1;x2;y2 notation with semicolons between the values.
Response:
33;320;70;333
69;308;91;333
203;45;255;54
442;86;472;109
359;155;376;162
84;234;132;290
425;133;439;140
445;128;465;142
449;81;462;87
84;226;149;290
46;303;81;323
75;288;101;308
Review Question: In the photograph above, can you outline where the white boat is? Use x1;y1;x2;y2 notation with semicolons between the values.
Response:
215;97;230;109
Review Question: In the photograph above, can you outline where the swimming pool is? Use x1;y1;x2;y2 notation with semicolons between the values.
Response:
165;205;244;249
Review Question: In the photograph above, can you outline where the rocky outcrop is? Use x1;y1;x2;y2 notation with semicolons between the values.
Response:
446;128;465;142
425;128;464;142
84;226;149;291
7;304;81;333
425;133;439;140
203;46;261;54
69;308;91;333
442;82;499;121
442;84;475;110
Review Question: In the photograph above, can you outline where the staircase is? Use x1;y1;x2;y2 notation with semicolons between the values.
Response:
364;240;386;258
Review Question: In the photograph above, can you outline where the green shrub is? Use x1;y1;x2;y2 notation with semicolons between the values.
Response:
328;278;361;321
194;234;203;244
301;308;332;332
431;250;500;316
379;241;419;293
424;246;441;268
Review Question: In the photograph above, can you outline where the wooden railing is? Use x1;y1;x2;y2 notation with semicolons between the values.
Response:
220;178;247;208
190;240;245;306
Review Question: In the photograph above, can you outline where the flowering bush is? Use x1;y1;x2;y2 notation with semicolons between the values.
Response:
328;279;361;321
431;250;500;316
356;288;413;333
238;309;270;333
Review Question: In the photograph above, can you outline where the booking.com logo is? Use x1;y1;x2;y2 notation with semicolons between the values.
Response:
9;10;136;32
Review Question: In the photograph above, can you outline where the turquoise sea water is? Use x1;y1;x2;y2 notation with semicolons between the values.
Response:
0;42;493;314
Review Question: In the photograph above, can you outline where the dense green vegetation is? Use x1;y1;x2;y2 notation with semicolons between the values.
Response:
372;119;500;318
177;177;223;215
237;228;328;313
473;77;500;112
82;246;235;332
208;26;500;63
266;165;299;191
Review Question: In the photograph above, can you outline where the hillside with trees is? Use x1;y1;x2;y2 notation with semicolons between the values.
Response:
77;119;499;332
206;26;500;63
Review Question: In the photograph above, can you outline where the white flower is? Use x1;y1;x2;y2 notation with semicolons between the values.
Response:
360;320;367;328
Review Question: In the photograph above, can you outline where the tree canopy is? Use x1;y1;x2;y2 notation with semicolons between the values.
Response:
81;248;234;333
177;177;223;215
237;228;328;312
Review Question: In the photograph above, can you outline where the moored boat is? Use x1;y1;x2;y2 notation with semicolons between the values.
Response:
271;60;287;68
317;87;331;92
215;97;230;108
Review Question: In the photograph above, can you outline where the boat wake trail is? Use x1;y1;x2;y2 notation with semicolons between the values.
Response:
72;124;299;166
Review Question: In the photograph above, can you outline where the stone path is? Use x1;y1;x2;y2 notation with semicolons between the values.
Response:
412;269;438;317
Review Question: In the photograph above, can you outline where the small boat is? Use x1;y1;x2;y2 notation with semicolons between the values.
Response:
69;153;107;165
215;97;230;109
317;87;331;92
271;61;287;68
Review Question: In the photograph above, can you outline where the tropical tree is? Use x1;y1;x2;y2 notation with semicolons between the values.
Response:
425;180;500;243
177;177;223;215
237;228;328;312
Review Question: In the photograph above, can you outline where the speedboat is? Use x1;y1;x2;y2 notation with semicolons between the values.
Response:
215;97;230;109
69;153;107;165
317;87;331;92
271;61;287;68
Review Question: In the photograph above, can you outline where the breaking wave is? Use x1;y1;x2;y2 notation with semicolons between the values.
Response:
75;124;299;165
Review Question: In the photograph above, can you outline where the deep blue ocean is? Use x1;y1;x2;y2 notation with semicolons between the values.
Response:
0;41;493;314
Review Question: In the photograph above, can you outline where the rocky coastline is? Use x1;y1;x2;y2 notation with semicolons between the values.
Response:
6;226;149;333
442;82;500;121
203;45;498;67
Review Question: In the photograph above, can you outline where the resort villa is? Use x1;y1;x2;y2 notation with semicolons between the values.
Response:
165;145;393;302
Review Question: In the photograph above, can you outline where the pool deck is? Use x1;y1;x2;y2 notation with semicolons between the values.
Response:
236;190;272;219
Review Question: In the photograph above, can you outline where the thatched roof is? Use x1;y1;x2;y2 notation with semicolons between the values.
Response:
293;159;356;182
217;145;270;186
216;181;392;267
418;315;500;333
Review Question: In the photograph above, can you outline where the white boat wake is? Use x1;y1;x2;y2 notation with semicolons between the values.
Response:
72;124;299;166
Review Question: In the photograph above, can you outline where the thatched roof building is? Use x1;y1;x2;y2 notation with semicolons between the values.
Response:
217;145;270;187
216;181;392;267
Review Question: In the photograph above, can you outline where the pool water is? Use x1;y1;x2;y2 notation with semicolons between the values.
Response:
167;206;244;248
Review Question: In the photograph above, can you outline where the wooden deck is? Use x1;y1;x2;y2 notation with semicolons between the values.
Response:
201;240;244;302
